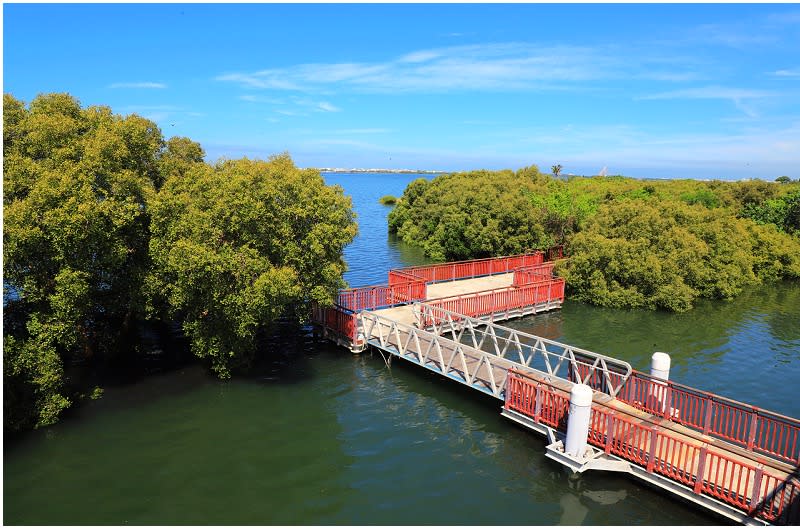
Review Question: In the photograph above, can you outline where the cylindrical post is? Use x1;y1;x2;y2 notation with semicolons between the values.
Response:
649;352;671;414
650;352;671;380
565;384;593;458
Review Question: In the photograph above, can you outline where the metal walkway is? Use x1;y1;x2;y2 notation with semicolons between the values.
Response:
358;303;799;525
312;251;800;525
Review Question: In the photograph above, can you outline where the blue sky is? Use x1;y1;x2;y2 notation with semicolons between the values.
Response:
4;3;799;179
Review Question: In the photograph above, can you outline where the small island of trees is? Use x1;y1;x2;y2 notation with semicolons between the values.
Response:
388;166;800;313
3;93;357;432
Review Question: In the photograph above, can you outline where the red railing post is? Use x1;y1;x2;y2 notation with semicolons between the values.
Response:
749;468;764;515
747;409;759;451
647;428;659;472
605;412;616;454
694;447;709;494
703;399;713;435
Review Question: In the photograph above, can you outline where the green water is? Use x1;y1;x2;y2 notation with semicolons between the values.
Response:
4;173;799;525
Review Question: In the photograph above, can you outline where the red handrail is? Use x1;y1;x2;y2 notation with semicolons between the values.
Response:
505;370;800;524
420;278;566;327
393;251;545;284
617;370;800;465
311;303;359;343
513;262;557;287
337;280;426;311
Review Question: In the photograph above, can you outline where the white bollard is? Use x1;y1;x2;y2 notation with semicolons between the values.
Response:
650;352;671;381
565;384;593;458
649;352;671;414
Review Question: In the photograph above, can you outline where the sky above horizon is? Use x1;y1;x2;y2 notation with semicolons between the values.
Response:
4;3;800;180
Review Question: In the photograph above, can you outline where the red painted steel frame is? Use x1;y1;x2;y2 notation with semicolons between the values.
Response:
311;304;358;343
505;370;800;524
617;370;800;466
513;262;557;287
420;278;566;327
393;251;545;284
337;280;426;311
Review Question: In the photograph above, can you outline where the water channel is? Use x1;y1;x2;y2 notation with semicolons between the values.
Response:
4;172;799;524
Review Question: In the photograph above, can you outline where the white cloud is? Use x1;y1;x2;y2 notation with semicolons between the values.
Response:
399;50;442;63
317;101;340;112
771;69;800;79
215;43;669;94
638;86;775;101
638;86;776;117
332;128;390;135
109;82;167;89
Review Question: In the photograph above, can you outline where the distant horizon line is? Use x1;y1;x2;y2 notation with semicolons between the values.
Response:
309;167;790;182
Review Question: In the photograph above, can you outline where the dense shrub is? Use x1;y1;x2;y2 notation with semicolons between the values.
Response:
389;169;800;312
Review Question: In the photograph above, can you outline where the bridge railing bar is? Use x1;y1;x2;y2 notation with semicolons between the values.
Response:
415;278;566;328
337;279;427;311
617;370;800;466
390;250;550;285
359;311;509;398
420;303;632;398
388;269;427;286
311;303;360;344
336;248;566;313
506;370;800;524
512;262;557;287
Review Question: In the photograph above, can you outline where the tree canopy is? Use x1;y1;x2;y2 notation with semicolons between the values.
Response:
389;169;800;312
3;93;357;431
147;155;356;377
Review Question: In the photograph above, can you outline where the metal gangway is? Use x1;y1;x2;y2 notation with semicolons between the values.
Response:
358;302;800;525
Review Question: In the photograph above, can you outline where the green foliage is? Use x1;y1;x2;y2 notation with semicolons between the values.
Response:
562;200;800;311
776;175;792;183
4;93;358;431
680;189;720;208
391;168;800;312
157;136;205;185
389;167;558;261
742;190;800;235
379;195;397;205
147;154;357;377
4;93;163;430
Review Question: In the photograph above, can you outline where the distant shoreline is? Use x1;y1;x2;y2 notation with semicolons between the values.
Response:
316;168;446;174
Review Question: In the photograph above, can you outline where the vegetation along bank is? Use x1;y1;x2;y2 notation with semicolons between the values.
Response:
388;167;800;312
3;93;357;433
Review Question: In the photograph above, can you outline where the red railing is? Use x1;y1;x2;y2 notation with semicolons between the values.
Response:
314;248;567;347
419;278;565;327
337;280;427;311
547;245;565;261
388;269;426;286
311;303;358;343
393;252;545;284
513;262;557;287
505;370;800;524
617;370;800;466
568;355;630;398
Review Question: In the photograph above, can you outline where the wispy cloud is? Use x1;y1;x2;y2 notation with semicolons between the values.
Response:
686;23;777;49
118;104;201;124
317;101;340;112
638;86;776;101
637;86;776;118
109;81;167;89
216;43;696;94
770;68;800;79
